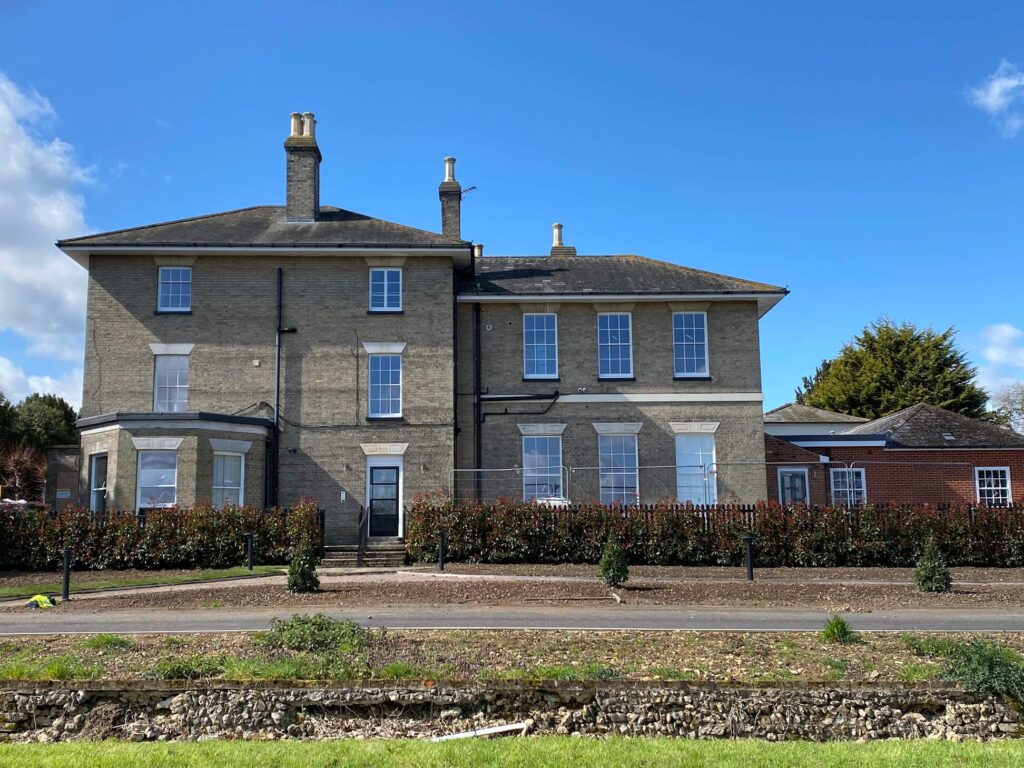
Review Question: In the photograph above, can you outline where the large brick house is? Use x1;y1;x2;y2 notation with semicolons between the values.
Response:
57;113;788;545
765;403;1024;506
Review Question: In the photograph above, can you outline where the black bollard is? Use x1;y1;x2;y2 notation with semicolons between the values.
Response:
740;534;754;581
245;533;254;571
62;547;71;602
438;531;447;572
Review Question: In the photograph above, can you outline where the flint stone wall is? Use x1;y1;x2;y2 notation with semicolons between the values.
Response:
0;681;1020;742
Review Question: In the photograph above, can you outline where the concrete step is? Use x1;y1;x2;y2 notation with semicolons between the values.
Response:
321;555;407;568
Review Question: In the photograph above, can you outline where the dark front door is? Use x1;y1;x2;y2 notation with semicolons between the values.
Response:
368;466;400;537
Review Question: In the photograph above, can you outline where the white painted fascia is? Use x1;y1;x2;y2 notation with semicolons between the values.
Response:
458;292;787;317
81;421;269;437
61;246;472;270
361;341;407;354
790;439;887;448
518;392;764;404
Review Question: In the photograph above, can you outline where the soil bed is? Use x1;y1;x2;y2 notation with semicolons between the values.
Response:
3;629;1024;684
24;576;1024;612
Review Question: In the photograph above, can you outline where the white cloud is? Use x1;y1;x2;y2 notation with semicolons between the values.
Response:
968;60;1024;137
977;323;1024;398
0;73;90;362
0;357;82;409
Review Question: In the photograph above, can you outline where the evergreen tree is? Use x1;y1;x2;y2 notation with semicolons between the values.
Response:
0;391;15;445
796;319;988;420
14;394;79;449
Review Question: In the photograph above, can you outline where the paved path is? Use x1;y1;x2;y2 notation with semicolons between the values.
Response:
2;604;1024;635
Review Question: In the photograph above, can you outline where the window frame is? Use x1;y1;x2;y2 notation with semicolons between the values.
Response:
830;467;867;506
153;354;189;413
367;353;403;418
88;453;108;513
597;312;634;380
777;466;810;506
136;450;178;512
156;266;192;313
598;432;640;505
212;451;245;507
975;466;1012;506
523;312;559;380
521;435;564;501
672;310;710;378
675;433;718;505
368;267;403;313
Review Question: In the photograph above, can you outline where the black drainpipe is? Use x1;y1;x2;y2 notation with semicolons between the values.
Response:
473;301;482;502
272;267;297;507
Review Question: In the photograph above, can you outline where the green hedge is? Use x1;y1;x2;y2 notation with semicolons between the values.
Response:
405;494;1024;567
0;501;322;571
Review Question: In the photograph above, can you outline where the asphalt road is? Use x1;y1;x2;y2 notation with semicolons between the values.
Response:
3;604;1024;634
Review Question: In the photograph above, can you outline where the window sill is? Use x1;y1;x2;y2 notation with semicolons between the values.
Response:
598;376;636;382
674;375;712;381
154;310;192;315
367;310;404;315
367;415;405;422
524;377;560;382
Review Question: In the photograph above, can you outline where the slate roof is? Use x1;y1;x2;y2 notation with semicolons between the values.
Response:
57;206;467;249
843;403;1024;449
764;403;869;424
459;255;787;297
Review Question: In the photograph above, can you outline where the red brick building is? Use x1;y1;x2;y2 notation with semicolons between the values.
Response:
764;403;1024;506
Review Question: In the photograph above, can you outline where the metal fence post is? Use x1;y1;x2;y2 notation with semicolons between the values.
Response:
438;531;447;572
740;533;754;581
62;547;72;601
245;532;254;571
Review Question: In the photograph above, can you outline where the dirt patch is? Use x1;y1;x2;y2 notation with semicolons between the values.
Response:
410;564;1024;584
75;702;126;740
4;629;1024;685
25;575;1024;613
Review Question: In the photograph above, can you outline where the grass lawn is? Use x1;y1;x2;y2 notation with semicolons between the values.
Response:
2;739;1024;767
0;566;283;598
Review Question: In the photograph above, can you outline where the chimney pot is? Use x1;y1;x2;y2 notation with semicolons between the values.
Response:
473;243;483;258
284;111;322;222
549;222;577;256
438;155;462;240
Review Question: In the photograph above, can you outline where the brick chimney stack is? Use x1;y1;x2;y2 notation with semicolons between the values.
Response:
284;112;321;222
438;156;462;239
549;222;577;256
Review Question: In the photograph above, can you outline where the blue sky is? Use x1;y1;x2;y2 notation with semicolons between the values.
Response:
2;0;1023;409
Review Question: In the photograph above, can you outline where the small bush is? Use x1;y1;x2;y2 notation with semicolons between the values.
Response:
599;539;629;587
149;655;225;680
287;536;320;593
904;635;1024;703
914;535;952;593
261;614;369;654
820;615;861;645
79;634;133;651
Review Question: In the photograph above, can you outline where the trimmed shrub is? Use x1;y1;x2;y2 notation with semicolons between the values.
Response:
914;535;952;593
0;500;321;572
599;538;629;587
287;535;320;593
404;493;1024;568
